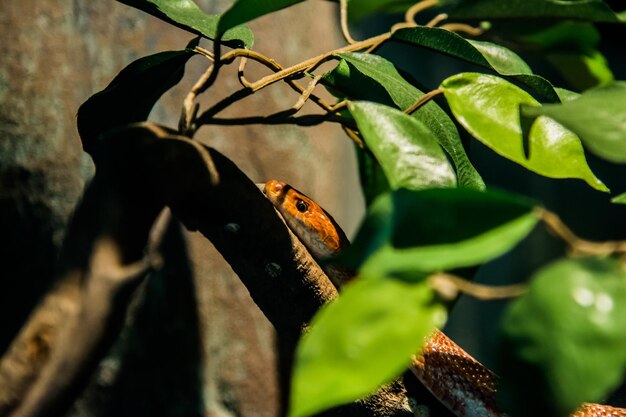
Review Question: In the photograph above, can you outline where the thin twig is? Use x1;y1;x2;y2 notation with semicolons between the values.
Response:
342;126;364;148
405;88;443;115
405;0;439;24
270;74;324;118
340;0;357;44
539;208;626;256
425;13;448;28
205;113;351;127
439;23;485;36
429;273;527;301
238;56;253;88
246;33;390;93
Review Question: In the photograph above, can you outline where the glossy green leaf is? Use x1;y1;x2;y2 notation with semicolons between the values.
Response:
290;277;446;417
77;48;197;150
219;0;304;34
447;0;621;23
117;0;253;48
392;26;560;103
324;53;485;191
348;101;457;191
341;188;538;275
611;193;626;204
522;82;626;163
441;73;608;192
498;258;626;417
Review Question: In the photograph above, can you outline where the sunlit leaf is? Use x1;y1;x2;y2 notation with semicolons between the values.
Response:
441;73;608;192
611;193;626;205
498;258;626;417
117;0;253;48
289;277;446;417
522;82;626;163
341;188;539;275
392;26;560;103
348;101;457;191
219;0;304;34
324;53;485;191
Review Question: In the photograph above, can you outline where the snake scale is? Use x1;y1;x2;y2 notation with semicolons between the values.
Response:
263;180;626;417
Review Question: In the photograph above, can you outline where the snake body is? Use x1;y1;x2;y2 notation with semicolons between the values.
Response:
263;179;626;417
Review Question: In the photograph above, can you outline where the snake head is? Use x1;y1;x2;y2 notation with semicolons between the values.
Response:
264;179;349;260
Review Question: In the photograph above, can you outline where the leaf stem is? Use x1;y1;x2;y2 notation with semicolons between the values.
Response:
539;208;626;256
340;0;356;44
405;88;444;115
429;273;526;300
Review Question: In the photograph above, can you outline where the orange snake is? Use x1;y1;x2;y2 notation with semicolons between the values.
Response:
263;179;626;417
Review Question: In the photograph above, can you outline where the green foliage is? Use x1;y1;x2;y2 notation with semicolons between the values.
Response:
612;193;626;204
392;26;561;102
441;73;608;191
341;188;538;275
117;0;253;48
523;82;626;163
290;277;446;417
498;258;626;417
348;101;457;190
323;53;484;192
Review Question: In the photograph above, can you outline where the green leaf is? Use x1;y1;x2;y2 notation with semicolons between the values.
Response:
498;258;626;417
117;0;253;48
77;48;197;150
324;53;485;191
392;26;560;103
440;73;608;192
218;0;304;34
348;101;457;191
611;192;626;204
447;0;621;23
289;277;446;417
341;188;539;275
547;51;614;90
522;82;626;163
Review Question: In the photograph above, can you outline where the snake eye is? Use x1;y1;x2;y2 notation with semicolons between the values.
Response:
296;200;309;213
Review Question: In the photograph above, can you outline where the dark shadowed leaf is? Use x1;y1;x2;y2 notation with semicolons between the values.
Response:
392;26;560;103
219;0;304;34
324;53;484;191
289;277;446;417
117;0;253;48
356;146;391;207
77;48;196;150
522;82;626;163
441;73;608;191
348;101;457;191
498;258;626;417
341;188;538;275
347;0;415;22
